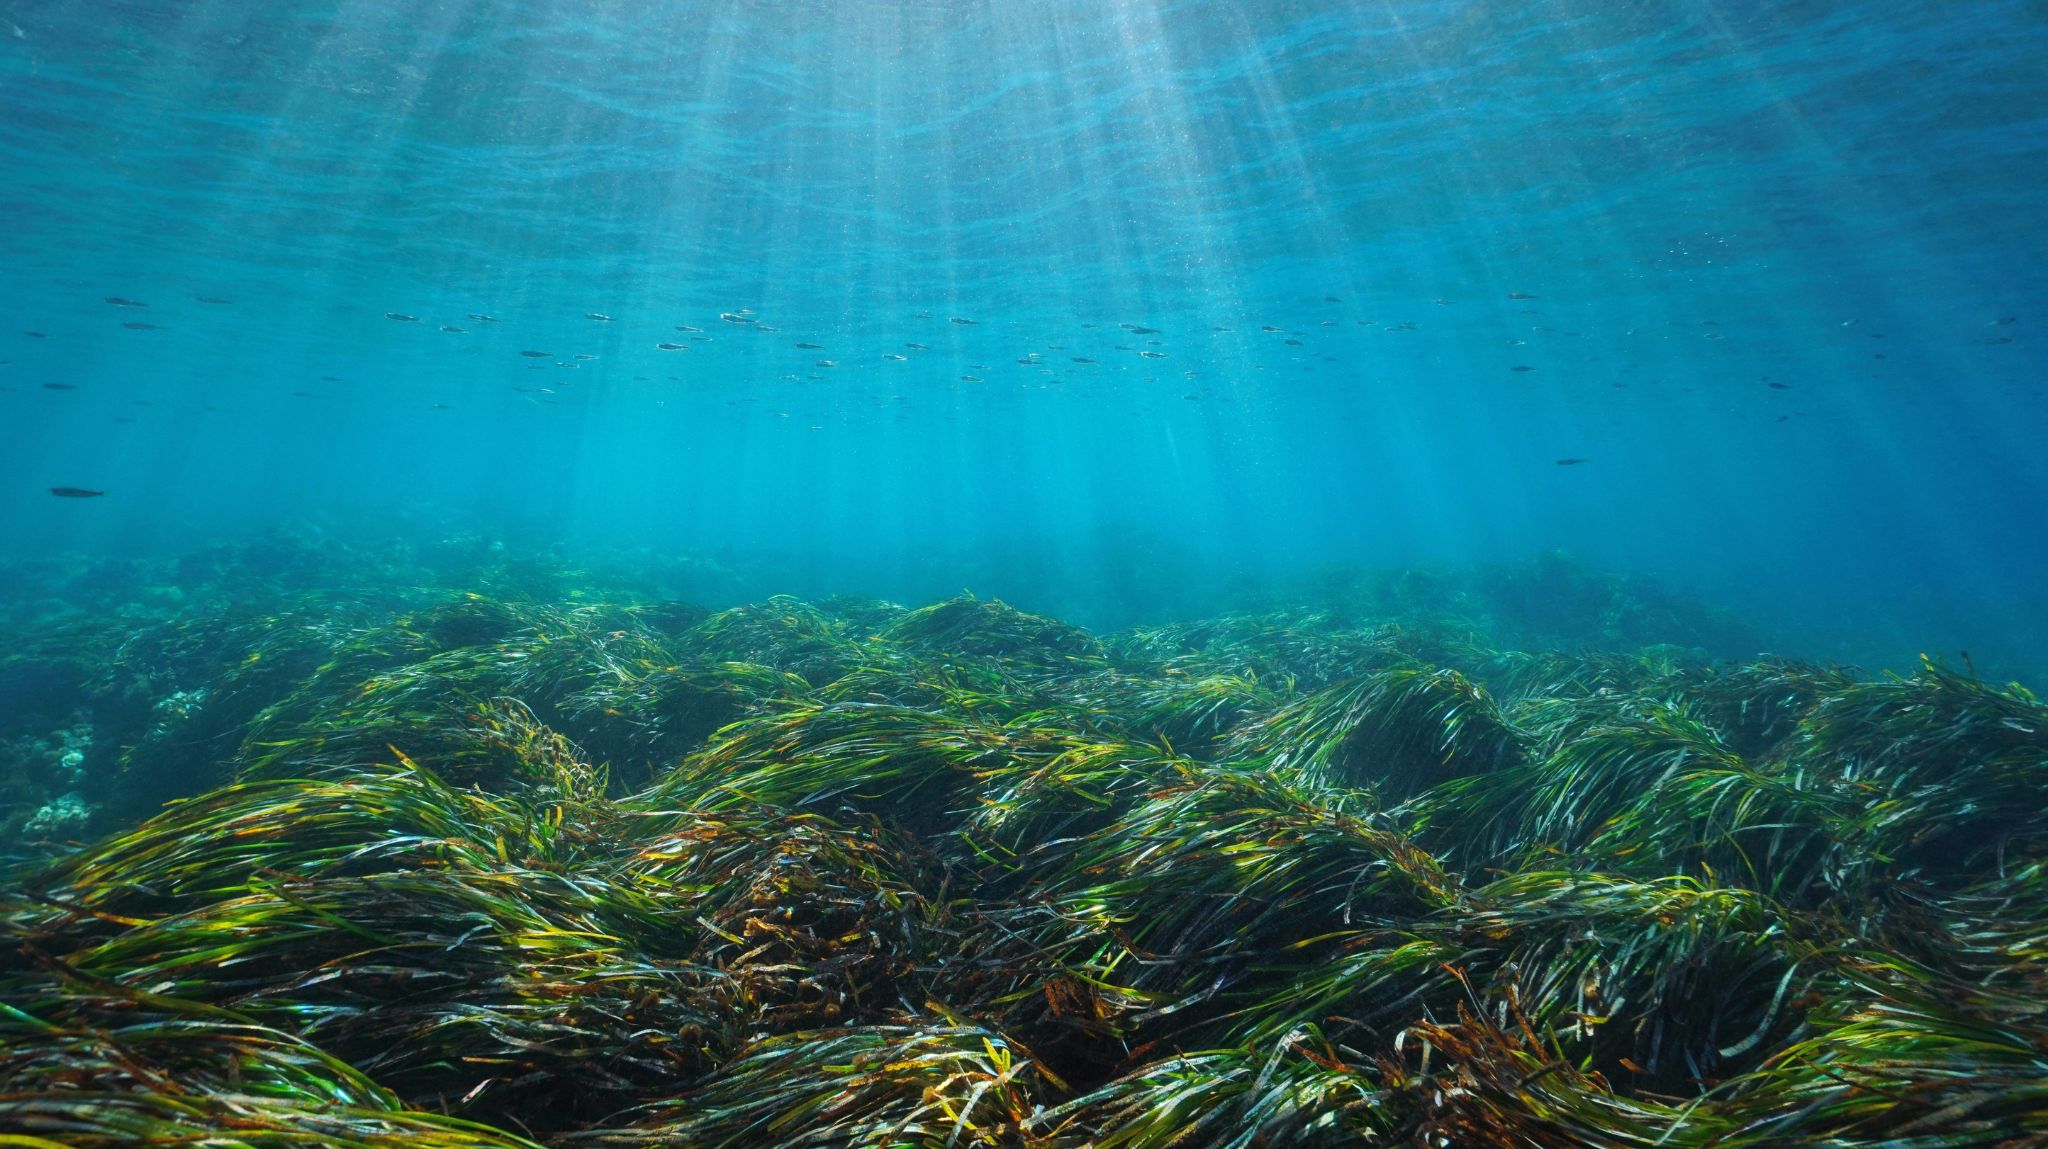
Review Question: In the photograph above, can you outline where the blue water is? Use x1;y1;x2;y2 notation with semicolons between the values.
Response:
2;1;2044;670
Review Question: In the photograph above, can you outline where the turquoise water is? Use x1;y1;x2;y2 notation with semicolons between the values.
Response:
2;0;2044;670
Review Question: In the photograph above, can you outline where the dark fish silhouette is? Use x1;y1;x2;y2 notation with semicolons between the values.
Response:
586;313;612;321
1507;292;1538;300
1070;357;1096;364
1121;324;1159;335
385;312;418;322
1284;338;1303;346
440;325;466;333
467;313;499;323
103;297;146;307
1511;365;1535;372
50;486;104;497
121;322;160;330
949;317;976;325
1767;382;1790;390
24;331;45;338
1324;295;1341;303
904;343;928;350
795;342;823;349
720;312;754;324
43;383;76;390
519;350;551;358
656;342;686;350
1555;458;1589;466
194;296;232;304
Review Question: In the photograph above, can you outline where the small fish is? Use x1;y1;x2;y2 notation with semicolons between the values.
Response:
675;325;703;333
1139;350;1168;359
883;353;907;361
467;313;500;323
815;359;837;367
586;312;612;321
573;353;598;361
1767;382;1790;390
960;374;983;382
1507;292;1537;300
1121;324;1159;335
795;342;824;349
194;296;232;304
1775;415;1790;422
950;316;976;325
520;350;551;358
1992;316;2017;325
1555;458;1589;466
121;322;160;330
656;342;687;351
904;342;928;350
1511;365;1535;372
42;382;76;390
1260;325;1284;333
320;375;342;382
757;325;780;333
1070;357;1096;364
1283;338;1303;346
1320;320;1338;327
103;296;146;307
432;403;453;409
385;312;418;322
50;486;104;497
440;325;466;333
1840;319;1860;327
720;312;754;324
1323;295;1341;303
24;332;45;338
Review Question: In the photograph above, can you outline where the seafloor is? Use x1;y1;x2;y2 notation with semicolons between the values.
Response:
1;534;2043;1146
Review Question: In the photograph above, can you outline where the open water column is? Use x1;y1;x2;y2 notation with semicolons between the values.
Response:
1;2;2045;1145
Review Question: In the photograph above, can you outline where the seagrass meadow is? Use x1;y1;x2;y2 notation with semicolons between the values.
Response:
2;533;2045;1147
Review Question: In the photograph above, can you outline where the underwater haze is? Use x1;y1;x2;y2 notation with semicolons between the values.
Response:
2;0;2044;671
